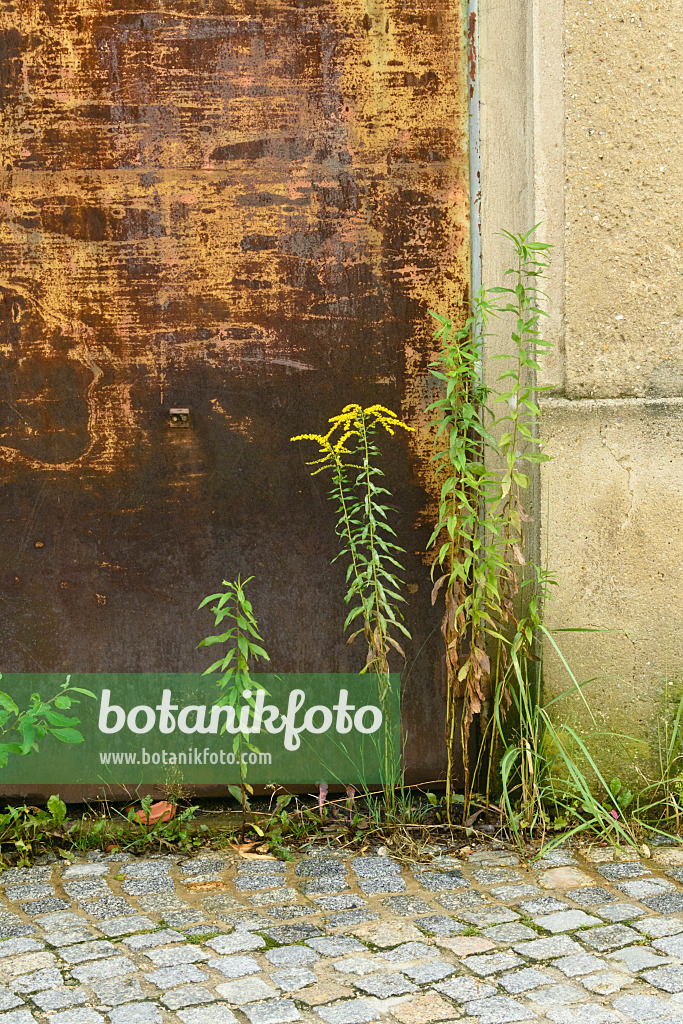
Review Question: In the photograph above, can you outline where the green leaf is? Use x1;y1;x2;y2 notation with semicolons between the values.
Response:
51;728;84;744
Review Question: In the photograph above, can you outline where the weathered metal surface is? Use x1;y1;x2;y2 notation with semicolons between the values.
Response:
0;0;469;786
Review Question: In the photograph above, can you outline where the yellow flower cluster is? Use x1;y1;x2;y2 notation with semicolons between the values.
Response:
292;403;413;470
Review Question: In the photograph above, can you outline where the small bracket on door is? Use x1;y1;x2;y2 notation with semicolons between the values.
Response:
169;407;190;427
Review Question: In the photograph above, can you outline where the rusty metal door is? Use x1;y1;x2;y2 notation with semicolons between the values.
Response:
0;0;470;789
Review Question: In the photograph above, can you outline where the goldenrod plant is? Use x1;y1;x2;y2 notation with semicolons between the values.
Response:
198;576;270;840
428;228;554;822
293;404;414;813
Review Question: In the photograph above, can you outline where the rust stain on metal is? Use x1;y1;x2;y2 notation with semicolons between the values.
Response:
0;0;469;781
468;10;477;98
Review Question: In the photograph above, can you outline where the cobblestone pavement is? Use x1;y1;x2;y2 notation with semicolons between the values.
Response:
4;843;683;1024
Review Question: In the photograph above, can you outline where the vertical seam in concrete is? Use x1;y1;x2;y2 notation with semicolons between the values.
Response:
532;0;566;391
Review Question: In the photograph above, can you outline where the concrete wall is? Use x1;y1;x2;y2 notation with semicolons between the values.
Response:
479;0;683;778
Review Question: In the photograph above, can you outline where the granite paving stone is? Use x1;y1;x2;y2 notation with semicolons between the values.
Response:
247;890;300;907
615;879;676;899
353;973;418;997
470;868;524;885
0;940;43;959
380;897;433;918
389;992;460;1024
307;937;366;956
45;928;98;946
0;1011;36;1024
137;893;189;913
9;966;64;993
544;1007;620;1024
462;995;534;1022
63;881;110;900
499;969;554;994
180;858;227;875
297;982;354;1006
535;853;577;867
265;946;320;967
32;988;88;1011
238;861;286;875
270;966;318;990
241;999;301;1024
0;991;22;1013
553;954;608;977
580;971;634;994
215;978;278;1003
595;904;646;922
567;887;619;906
300;879;350;895
297;858;346;877
177;1007;238;1024
263;924;323;944
144;964;210;988
333;956;384;976
109;1003;163;1024
20;897;70;916
120;877;175;897
48;1010;106;1024
401;960;456;984
62;865;109;880
357;879;408;895
634;917;683;938
325;910;379;928
433;978;499;1002
58;940;119;964
164;909;210;927
350;859;402;878
315;998;381;1023
463;953;525;976
4;884;55;902
459;907;519;927
161;985;215;1009
435;891;490;910
144;945;211;967
90;976;146;1005
641;894;683;914
518;898;570;916
607;945;673;971
644;966;683;993
37;913;91;932
513;936;583;960
81;898;136;920
0;867;53;885
581;924;642;951
597;862;651;881
70;957;138;982
612;993;682;1019
414;872;468;892
654;936;683;961
526;985;585;1008
414;915;465;937
533;910;602;933
121;860;173;878
208;955;263;978
313;895;367;912
490;885;542;903
235;875;289;892
380;942;438;963
121;928;185;950
207;932;266;954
